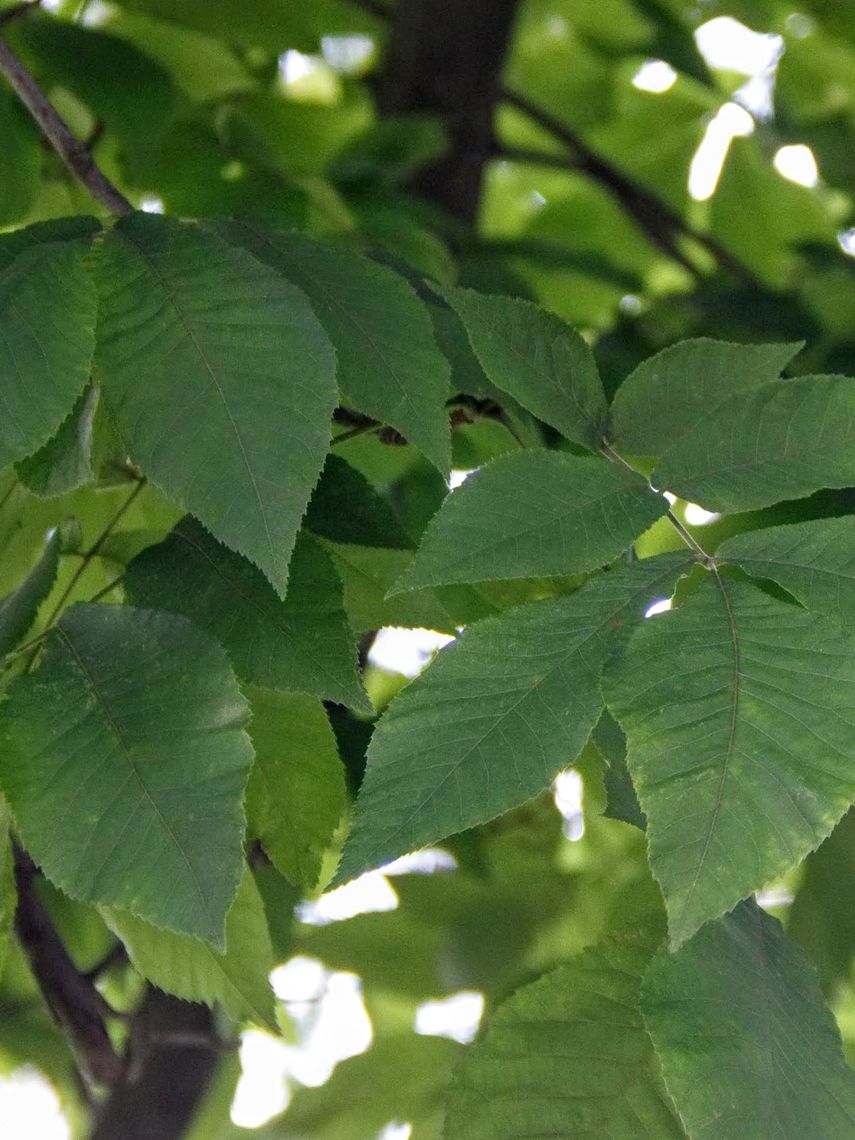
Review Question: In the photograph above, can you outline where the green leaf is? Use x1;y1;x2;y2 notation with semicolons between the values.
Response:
642;901;855;1140
0;603;253;947
653;375;855;513
437;285;607;450
206;220;452;475
245;688;346;889
103;870;276;1030
0;240;97;470
604;575;855;947
593;711;646;831
304;454;413;550
125;520;369;712
720;517;855;626
445;924;684;1140
17;387;97;499
335;552;691;883
92;212;337;596
0;527;60;656
390;451;667;593
609;338;801;456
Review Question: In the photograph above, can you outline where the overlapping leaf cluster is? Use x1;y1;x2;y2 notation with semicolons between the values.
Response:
2;202;855;1134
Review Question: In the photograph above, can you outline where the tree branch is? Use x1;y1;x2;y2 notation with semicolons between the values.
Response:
500;88;760;287
0;36;132;216
13;844;125;1089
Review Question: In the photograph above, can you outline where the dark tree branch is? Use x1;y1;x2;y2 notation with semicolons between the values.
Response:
379;0;520;224
13;845;125;1089
90;987;222;1140
501;88;760;286
0;36;132;215
0;1;41;27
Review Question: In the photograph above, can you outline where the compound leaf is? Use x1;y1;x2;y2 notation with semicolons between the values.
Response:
335;552;691;883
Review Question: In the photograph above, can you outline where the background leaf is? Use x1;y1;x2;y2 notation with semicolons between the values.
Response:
245;688;346;890
125;519;370;712
0;527;60;656
104;870;276;1030
93;212;337;596
0;603;253;947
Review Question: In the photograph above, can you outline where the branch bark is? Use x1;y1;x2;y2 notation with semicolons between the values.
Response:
378;0;520;224
0;36;132;215
13;845;124;1089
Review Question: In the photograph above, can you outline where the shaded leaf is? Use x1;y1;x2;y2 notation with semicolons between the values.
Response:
721;517;855;626
654;375;855;513
642;901;855;1140
0;241;96;469
335;552;691;883
0;604;253;947
445;925;684;1139
391;451;666;593
125;519;369;711
245;688;346;890
305;454;413;550
17;387;97;498
0;528;60;656
104;870;276;1030
437;285;607;450
93;212;337;596
594;711;646;831
609;338;801;456
605;575;855;947
206;220;451;474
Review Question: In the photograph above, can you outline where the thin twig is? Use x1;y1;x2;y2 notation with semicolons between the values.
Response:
331;422;384;446
42;478;145;628
500;88;759;286
600;440;714;565
0;36;132;215
0;1;41;28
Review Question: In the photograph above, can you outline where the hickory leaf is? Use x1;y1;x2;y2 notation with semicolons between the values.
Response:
125;519;370;712
0;603;253;947
92;212;337;596
335;552;691;883
390;450;667;593
654;374;855;513
437;285;607;450
609;338;800;456
0;240;96;470
643;901;855;1140
605;575;855;947
445;924;685;1140
720;517;855;626
205;220;452;474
